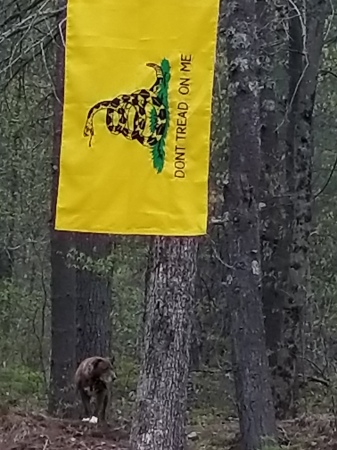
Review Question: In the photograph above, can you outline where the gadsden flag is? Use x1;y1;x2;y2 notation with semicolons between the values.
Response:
55;0;219;236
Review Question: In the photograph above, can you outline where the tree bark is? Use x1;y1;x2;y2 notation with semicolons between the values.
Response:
256;0;289;416
75;233;112;365
278;0;329;418
0;249;12;279
48;2;77;418
130;236;198;450
223;0;278;447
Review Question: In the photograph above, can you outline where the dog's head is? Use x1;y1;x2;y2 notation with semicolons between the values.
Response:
75;355;117;388
92;356;116;384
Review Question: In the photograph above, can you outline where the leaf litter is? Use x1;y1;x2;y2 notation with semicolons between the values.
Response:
0;410;130;450
1;410;337;449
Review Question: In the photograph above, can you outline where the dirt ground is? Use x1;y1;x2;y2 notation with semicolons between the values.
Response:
1;410;337;449
0;411;130;450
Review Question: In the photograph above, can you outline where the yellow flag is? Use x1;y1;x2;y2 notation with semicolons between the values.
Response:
55;0;219;236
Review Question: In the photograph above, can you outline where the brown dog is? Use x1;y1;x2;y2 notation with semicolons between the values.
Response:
75;356;116;423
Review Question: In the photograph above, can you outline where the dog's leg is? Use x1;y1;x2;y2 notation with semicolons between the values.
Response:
90;385;107;423
100;390;109;423
79;387;91;421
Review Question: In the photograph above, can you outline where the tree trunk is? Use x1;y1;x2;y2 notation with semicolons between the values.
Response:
256;0;289;416
223;0;278;447
75;233;112;365
49;2;77;418
130;236;198;450
278;0;329;418
0;248;12;279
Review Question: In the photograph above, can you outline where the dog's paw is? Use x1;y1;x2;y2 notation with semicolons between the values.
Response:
82;417;90;422
89;416;98;424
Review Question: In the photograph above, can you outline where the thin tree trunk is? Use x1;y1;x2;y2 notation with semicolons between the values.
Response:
130;236;198;450
278;0;329;418
257;0;288;416
0;248;12;279
75;233;112;365
49;2;77;418
223;0;278;447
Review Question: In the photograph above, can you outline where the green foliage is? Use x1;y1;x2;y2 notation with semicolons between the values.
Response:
0;280;48;371
0;366;45;407
308;37;337;400
150;107;157;133
66;246;115;277
151;58;171;173
111;238;147;358
109;355;139;418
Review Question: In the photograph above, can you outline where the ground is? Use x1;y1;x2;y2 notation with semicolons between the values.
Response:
188;414;337;450
0;411;130;450
1;410;337;449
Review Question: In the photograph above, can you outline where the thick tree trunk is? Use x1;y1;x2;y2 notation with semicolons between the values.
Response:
224;0;278;447
278;0;329;418
75;233;112;365
130;236;198;450
49;2;77;418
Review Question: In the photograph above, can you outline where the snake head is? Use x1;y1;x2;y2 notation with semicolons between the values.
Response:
146;62;161;71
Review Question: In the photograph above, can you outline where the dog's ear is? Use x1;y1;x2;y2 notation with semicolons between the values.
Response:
92;357;104;369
